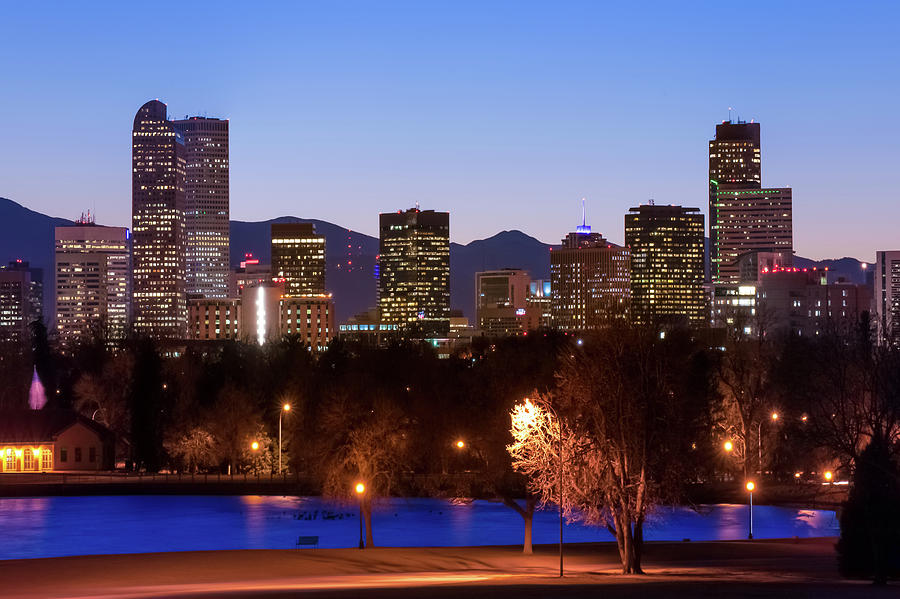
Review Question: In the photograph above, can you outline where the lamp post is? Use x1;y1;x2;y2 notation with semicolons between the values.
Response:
746;481;755;539
824;470;833;483
355;482;366;549
279;403;291;474
530;397;564;578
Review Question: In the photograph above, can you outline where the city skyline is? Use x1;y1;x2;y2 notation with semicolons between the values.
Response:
2;3;899;262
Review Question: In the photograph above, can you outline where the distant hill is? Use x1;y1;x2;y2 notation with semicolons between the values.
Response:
0;196;874;324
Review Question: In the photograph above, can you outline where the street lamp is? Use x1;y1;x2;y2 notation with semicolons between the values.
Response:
723;440;734;453
455;440;465;449
746;481;755;540
527;397;564;578
250;440;259;451
824;471;833;483
355;482;366;549
279;403;291;474
757;411;780;475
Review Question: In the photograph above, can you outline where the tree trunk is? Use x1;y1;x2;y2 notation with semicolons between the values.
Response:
632;515;645;574
363;500;374;548
522;505;534;555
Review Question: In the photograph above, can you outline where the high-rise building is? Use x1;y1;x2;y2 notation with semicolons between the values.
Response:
131;100;187;339
378;208;450;338
874;250;900;344
228;253;272;297
475;269;531;336
2;260;42;327
55;222;131;345
710;187;793;283
270;223;326;297
625;204;706;326
708;120;793;284
550;220;630;331
173;117;230;299
0;266;35;346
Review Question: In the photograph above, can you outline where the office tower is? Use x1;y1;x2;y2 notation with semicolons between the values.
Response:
0;266;34;345
378;208;450;338
131;100;187;339
173;117;230;299
2;260;42;326
708;120;793;284
550;221;630;331
526;280;552;330
758;268;871;338
874;250;900;344
55;222;131;345
625;204;706;326
270;223;326;297
710;187;793;283
475;269;531;336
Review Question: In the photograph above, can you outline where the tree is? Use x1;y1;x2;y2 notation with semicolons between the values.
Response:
164;426;218;473
837;435;900;584
509;326;714;574
315;394;409;548
210;384;262;474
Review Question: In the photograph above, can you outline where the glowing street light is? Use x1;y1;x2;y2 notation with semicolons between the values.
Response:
455;440;465;449
723;440;734;453
355;482;366;549
250;441;259;451
746;481;755;540
824;471;833;483
771;412;779;421
279;403;291;474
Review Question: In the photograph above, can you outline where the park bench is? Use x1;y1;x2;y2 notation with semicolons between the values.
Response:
296;535;319;548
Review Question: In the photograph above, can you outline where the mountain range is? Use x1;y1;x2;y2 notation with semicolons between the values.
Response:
0;197;872;324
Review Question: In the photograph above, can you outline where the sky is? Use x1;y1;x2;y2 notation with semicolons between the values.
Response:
1;1;898;260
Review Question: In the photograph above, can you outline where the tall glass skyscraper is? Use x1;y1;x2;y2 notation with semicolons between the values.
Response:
131;100;186;339
625;204;705;326
174;117;230;299
709;121;792;284
378;208;450;338
270;222;326;297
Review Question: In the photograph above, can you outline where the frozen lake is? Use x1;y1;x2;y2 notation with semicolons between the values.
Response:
0;495;838;560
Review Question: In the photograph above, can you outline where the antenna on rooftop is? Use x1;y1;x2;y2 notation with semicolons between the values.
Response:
728;106;733;121
576;197;591;234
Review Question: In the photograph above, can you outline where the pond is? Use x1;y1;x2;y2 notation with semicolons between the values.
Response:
0;495;838;560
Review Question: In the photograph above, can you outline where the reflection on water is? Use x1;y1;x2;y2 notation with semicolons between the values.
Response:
0;495;838;560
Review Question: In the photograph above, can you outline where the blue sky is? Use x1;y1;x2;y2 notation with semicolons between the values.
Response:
1;1;898;259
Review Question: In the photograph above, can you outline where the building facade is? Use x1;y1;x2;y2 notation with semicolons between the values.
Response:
188;297;240;341
54;223;130;345
475;269;531;336
271;223;326;297
0;268;33;346
173;117;230;299
131;100;187;339
757;268;871;338
378;208;450;338
874;250;900;344
0;410;114;472
711;186;793;284
550;227;630;331
625;204;706;326
228;254;272;297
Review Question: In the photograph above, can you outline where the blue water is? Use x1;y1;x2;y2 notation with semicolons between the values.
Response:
0;495;838;560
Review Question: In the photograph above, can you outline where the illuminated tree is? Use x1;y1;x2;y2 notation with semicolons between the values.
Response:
509;327;713;574
164;426;217;473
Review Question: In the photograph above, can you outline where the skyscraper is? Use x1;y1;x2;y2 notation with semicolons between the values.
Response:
55;221;130;345
550;220;630;331
0;266;35;346
173;116;230;299
625;204;706;326
710;187;793;283
708;120;792;284
874;250;900;344
270;223;326;297
131;100;186;339
378;208;450;338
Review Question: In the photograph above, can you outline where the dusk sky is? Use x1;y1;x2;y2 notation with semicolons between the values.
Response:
2;1;898;260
